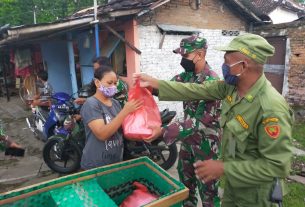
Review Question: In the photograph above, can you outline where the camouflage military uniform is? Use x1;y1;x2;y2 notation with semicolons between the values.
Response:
163;63;221;207
0;122;11;152
114;79;128;107
0;124;6;151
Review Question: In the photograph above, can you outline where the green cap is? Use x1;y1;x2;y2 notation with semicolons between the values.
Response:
173;34;207;55
217;33;275;64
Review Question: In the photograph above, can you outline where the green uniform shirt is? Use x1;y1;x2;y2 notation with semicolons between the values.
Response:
158;74;293;188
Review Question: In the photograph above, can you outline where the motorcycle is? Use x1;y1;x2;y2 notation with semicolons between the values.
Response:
43;108;178;174
26;92;75;142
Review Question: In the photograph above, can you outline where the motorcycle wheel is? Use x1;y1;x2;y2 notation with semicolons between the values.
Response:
43;136;81;174
147;139;178;170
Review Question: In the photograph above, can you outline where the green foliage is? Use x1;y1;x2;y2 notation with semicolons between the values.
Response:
297;0;305;4
292;121;305;150
283;181;305;207
0;0;107;26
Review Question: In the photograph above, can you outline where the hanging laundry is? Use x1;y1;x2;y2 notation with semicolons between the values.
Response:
14;49;32;69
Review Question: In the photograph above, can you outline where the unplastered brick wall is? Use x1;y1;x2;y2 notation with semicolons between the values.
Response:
254;21;305;106
138;25;242;117
153;0;246;30
287;29;305;105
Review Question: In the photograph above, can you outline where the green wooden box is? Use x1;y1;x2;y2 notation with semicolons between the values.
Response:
0;157;189;207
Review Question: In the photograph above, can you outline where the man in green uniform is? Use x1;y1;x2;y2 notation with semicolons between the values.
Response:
161;34;221;207
137;33;293;207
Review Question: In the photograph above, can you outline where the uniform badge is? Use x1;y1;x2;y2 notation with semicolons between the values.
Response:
226;95;232;104
262;117;279;125
264;125;280;139
236;115;249;129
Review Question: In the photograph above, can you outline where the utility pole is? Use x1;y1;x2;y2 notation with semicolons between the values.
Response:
33;5;37;24
93;0;100;57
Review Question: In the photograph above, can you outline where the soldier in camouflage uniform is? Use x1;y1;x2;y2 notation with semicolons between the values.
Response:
163;35;221;207
74;56;128;107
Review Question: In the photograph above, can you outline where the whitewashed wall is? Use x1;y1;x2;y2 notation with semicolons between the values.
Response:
138;25;243;118
269;7;299;24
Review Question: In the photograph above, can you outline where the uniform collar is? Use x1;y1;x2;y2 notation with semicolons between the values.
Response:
243;74;267;102
194;62;213;77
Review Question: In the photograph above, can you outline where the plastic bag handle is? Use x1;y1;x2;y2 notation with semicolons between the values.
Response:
133;80;141;99
135;79;140;88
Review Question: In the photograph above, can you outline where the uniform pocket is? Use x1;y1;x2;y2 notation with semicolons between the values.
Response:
234;187;258;205
226;118;249;154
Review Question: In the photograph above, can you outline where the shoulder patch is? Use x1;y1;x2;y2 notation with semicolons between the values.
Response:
236;115;249;129
264;125;280;139
262;117;279;125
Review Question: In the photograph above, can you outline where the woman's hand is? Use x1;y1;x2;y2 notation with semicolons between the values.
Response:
74;97;86;105
132;73;159;89
122;99;143;114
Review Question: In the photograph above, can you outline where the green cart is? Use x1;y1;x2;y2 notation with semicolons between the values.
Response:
0;157;189;207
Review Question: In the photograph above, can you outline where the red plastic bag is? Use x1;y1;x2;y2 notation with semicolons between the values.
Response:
120;182;158;207
122;81;161;140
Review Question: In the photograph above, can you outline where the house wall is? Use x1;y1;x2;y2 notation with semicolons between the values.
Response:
254;20;305;106
40;40;73;95
142;0;247;30
137;0;247;117
77;31;95;86
121;19;141;86
269;7;299;24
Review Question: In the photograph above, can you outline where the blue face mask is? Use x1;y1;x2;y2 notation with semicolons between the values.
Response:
222;61;243;85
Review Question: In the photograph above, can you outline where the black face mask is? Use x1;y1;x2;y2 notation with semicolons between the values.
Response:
180;57;195;72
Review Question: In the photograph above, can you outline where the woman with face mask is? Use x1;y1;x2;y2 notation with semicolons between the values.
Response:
80;66;142;170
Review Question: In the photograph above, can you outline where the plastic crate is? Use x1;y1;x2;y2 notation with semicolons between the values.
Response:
0;157;189;207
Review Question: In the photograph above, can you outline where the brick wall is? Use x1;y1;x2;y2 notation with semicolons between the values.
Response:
254;21;305;106
140;0;246;30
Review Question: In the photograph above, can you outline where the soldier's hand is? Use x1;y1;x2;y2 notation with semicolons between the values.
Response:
133;73;159;89
143;125;163;143
194;160;224;183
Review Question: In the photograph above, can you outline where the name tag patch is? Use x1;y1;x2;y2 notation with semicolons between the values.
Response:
236;115;249;129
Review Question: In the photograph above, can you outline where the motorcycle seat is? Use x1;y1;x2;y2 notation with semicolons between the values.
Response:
160;109;169;120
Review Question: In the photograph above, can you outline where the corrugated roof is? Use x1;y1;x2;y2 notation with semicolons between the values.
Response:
250;0;282;14
224;0;271;24
0;0;169;48
248;0;305;17
70;0;167;19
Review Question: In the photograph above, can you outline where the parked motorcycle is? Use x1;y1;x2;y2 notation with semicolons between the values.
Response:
26;92;75;142
43;108;178;174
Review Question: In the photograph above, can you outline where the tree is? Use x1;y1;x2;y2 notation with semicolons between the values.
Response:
0;0;107;26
